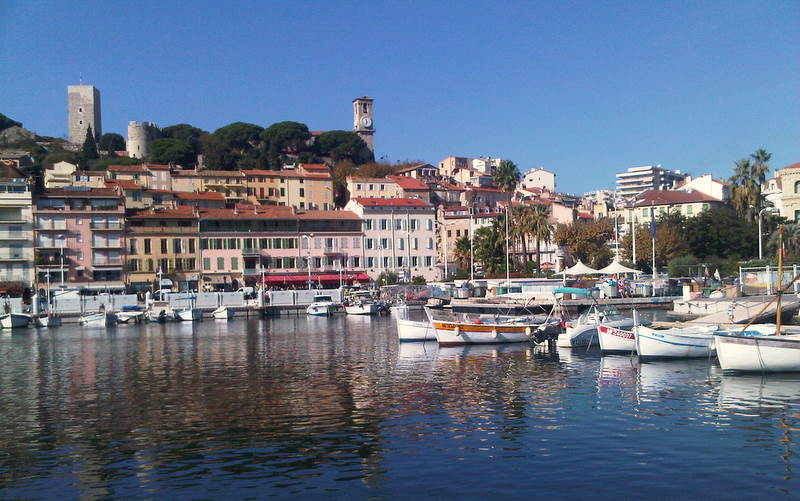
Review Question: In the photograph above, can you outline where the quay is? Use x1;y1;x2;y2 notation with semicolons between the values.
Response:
448;296;678;315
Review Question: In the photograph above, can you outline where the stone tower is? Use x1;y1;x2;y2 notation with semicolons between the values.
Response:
67;85;102;145
126;121;163;159
352;96;374;152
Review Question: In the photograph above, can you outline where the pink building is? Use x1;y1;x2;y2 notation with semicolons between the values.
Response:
34;187;126;291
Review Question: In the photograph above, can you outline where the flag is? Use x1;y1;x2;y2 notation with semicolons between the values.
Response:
650;210;656;238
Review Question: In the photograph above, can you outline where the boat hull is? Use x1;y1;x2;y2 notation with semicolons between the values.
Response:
396;318;436;342
432;320;536;346
636;325;716;359
715;333;800;372
35;315;62;328
80;312;117;327
175;309;201;321
1;313;31;329
559;318;634;348
117;311;144;323
212;306;234;320
346;304;378;315
598;324;636;353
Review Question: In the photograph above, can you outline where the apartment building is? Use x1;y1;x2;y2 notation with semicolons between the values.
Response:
615;165;686;200
244;164;334;209
0;165;34;286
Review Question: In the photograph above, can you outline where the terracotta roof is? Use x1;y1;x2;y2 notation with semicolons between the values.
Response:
41;187;121;198
173;191;226;201
524;168;555;175
297;210;360;220
348;176;396;183
198;170;244;177
129;206;198;220
172;170;200;177
114;151;128;157
105;179;142;190
777;162;800;172
146;163;171;170
144;189;175;194
107;164;148;173
199;207;296;220
468;186;505;193
634;189;722;207
242;169;332;180
73;170;104;176
300;163;329;171
577;211;594;219
351;197;432;208
388;175;429;190
394;163;437;174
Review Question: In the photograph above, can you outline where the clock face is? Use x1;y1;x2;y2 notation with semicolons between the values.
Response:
360;117;372;128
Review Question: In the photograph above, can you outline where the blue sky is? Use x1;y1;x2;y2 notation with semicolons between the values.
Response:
2;1;798;194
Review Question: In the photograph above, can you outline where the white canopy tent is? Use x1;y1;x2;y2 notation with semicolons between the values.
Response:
598;260;641;275
554;260;601;276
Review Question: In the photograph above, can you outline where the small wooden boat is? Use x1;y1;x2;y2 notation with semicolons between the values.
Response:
212;305;234;320
35;314;62;328
79;312;117;327
428;309;560;346
396;317;436;342
1;313;32;329
598;324;637;353
714;325;800;372
174;307;201;322
635;324;718;359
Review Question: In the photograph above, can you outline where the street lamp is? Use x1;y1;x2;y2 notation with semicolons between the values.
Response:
301;233;314;290
759;207;779;260
57;234;65;287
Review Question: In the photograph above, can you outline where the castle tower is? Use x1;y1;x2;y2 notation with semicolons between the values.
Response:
126;121;163;159
353;96;374;152
67;85;102;145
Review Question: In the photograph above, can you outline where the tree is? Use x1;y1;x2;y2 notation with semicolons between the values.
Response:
494;159;520;193
683;205;758;260
453;236;472;271
260;121;311;154
729;149;771;221
198;133;237;170
163;123;206;144
316;130;371;163
474;220;507;274
213;122;263;152
411;276;427;285
98;133;126;152
620;214;689;272
554;219;614;269
148;138;196;166
80;126;99;167
0;113;22;131
377;270;399;287
517;204;553;272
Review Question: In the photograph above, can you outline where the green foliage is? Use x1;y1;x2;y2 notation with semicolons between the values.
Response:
474;223;507;274
729;148;771;221
213;122;263;151
667;255;700;277
452;236;472;271
260;121;311;154
162;123;206;144
0;113;22;131
620;216;688;273
316;130;371;163
494;159;520;192
411;276;427;285
80;126;99;168
554;218;614;269
683;205;758;259
148;138;196;166
377;271;399;287
91;156;144;170
512;203;552;271
98;133;125;152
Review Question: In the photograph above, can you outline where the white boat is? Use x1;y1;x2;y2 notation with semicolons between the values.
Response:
306;295;343;317
396;317;436;342
427;308;560;346
117;311;145;323
212;305;234;320
598;324;637;353
148;307;174;323
557;305;634;348
35;315;62;328
345;302;379;315
174;307;202;321
635;324;718;359
79;312;117;327
1;313;31;329
715;327;800;372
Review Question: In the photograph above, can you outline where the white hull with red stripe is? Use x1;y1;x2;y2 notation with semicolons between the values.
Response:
598;324;637;353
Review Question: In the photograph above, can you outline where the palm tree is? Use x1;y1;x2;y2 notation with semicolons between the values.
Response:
494;160;520;193
729;149;772;221
527;204;553;272
510;205;529;264
452;236;471;273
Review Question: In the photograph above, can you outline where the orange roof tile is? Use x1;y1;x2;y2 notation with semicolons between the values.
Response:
107;164;148;173
351;197;432;208
388;175;429;190
173;191;226;201
634;189;722;206
129;206;198;219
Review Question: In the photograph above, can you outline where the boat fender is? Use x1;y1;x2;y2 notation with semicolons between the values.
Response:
525;326;532;336
454;326;461;337
492;328;498;339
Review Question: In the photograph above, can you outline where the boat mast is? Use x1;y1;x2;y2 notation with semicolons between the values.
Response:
776;224;784;336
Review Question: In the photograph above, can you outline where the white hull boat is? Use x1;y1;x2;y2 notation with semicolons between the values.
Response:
212;306;234;320
117;311;144;323
80;312;117;327
557;306;634;348
715;328;800;372
345;303;379;315
636;324;718;359
429;312;560;346
598;324;637;353
175;308;201;321
148;308;175;323
1;313;31;329
35;315;62;328
396;318;436;342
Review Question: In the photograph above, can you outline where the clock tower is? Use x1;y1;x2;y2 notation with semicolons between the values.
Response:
353;96;374;152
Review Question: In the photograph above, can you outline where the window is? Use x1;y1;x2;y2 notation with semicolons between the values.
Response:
795;180;800;194
380;184;385;191
299;202;305;209
314;238;321;249
283;257;294;269
231;257;238;270
398;239;405;250
395;219;402;230
299;188;305;197
383;257;390;268
380;238;390;249
314;257;321;268
203;257;210;270
368;184;374;191
280;187;285;197
129;239;137;254
412;256;418;267
352;256;360;267
367;257;375;268
363;219;373;230
456;230;461;237
173;239;183;253
365;238;373;249
426;238;433;249
356;184;362;190
412;238;418;250
189;239;195;253
340;237;348;249
410;219;418;230
687;205;694;215
447;230;452;238
397;256;404;267
161;239;168;253
353;238;360;248
425;256;433;266
217;257;224;270
380;219;388;230
144;239;151;253
426;219;433;231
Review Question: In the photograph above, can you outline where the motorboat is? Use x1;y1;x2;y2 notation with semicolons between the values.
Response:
597;324;637;353
79;312;118;327
635;323;718;359
116;304;145;324
557;304;634;348
345;291;380;315
427;308;560;346
396;317;436;342
35;314;62;328
714;324;800;372
148;307;175;323
1;312;32;329
174;307;202;322
212;305;234;320
306;295;344;317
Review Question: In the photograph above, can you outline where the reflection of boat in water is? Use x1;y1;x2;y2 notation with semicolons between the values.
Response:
435;343;532;361
396;341;438;374
599;355;639;383
637;358;712;392
718;374;800;414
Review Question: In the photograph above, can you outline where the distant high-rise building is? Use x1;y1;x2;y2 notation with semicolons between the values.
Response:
615;165;686;200
353;96;374;151
67;85;102;145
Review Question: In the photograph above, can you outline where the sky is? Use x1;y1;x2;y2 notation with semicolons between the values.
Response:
2;1;798;194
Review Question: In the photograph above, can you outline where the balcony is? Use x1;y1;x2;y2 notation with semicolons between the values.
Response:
90;221;123;230
92;258;123;267
91;242;123;249
0;254;28;262
0;218;29;225
0;230;28;239
242;247;261;256
127;225;197;234
36;225;67;231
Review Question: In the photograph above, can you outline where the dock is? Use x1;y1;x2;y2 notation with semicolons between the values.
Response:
449;296;678;315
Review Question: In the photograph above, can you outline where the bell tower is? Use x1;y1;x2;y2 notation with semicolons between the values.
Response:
353;96;374;152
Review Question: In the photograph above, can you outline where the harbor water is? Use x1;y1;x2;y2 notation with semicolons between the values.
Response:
1;314;799;499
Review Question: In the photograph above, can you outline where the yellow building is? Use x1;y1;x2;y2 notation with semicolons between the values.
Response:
243;164;334;210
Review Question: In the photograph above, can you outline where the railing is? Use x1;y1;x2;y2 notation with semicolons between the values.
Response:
91;242;123;249
0;231;27;239
90;221;123;229
242;248;261;256
127;226;197;234
36;224;67;230
0;253;27;260
92;258;123;266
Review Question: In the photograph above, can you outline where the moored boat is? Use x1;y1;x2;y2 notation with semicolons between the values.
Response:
396;317;436;342
427;308;560;346
1;313;32;329
598;324;637;353
35;314;62;328
635;324;718;359
306;295;344;317
212;305;234;320
79;312;117;327
174;307;201;321
557;304;633;348
715;329;800;373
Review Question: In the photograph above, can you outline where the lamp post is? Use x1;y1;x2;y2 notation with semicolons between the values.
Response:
57;234;65;287
469;207;474;282
759;207;779;260
301;234;314;290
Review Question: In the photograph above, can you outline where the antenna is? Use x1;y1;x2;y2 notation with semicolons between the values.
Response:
79;73;83;85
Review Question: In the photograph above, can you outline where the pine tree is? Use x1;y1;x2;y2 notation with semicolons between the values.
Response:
82;125;99;160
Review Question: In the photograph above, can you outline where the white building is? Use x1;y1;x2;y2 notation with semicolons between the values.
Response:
0;164;34;286
675;174;729;201
44;161;77;189
344;197;439;282
615;165;686;200
522;168;556;192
